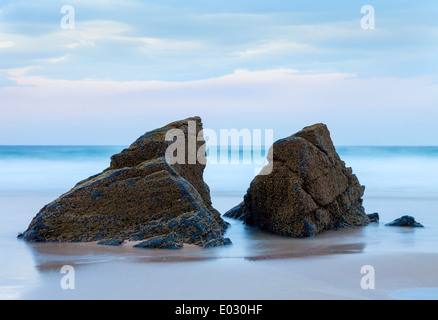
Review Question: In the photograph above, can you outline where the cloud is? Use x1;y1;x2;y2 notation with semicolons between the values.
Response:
1;3;437;82
0;41;14;48
3;67;437;111
0;66;34;77
236;40;315;57
138;37;204;55
1;67;437;145
0;19;193;53
0;18;216;83
44;55;68;63
48;20;135;49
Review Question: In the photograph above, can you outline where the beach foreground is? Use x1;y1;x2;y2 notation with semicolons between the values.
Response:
17;245;438;300
1;195;437;300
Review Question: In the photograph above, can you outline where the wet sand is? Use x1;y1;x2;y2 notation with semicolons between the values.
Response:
12;217;438;300
3;195;438;300
16;243;438;300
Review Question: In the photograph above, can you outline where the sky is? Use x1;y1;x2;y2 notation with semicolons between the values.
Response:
0;0;437;145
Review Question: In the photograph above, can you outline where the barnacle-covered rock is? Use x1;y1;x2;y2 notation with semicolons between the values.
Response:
225;123;369;237
20;117;231;248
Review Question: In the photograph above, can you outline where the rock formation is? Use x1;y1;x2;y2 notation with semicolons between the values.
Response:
367;212;380;223
20;117;231;248
386;215;424;228
225;123;370;237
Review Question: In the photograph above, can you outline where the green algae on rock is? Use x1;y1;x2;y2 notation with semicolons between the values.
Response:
225;123;369;238
20;117;231;248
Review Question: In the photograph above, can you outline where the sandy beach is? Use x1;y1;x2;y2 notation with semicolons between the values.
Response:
13;235;438;300
5;197;438;300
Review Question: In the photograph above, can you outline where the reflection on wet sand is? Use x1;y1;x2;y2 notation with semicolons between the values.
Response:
24;219;368;270
245;243;366;261
14;210;438;300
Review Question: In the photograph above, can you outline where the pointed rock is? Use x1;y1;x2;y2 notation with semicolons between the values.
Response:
225;123;369;237
21;117;231;247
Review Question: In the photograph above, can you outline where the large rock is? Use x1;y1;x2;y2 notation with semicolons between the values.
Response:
225;123;369;237
20;117;231;248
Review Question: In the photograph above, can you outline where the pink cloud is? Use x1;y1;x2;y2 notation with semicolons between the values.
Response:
1;68;437;145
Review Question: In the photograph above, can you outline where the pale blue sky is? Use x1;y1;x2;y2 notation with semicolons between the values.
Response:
0;0;437;145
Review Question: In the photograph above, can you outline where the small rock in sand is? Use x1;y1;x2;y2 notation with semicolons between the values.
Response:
386;215;424;228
